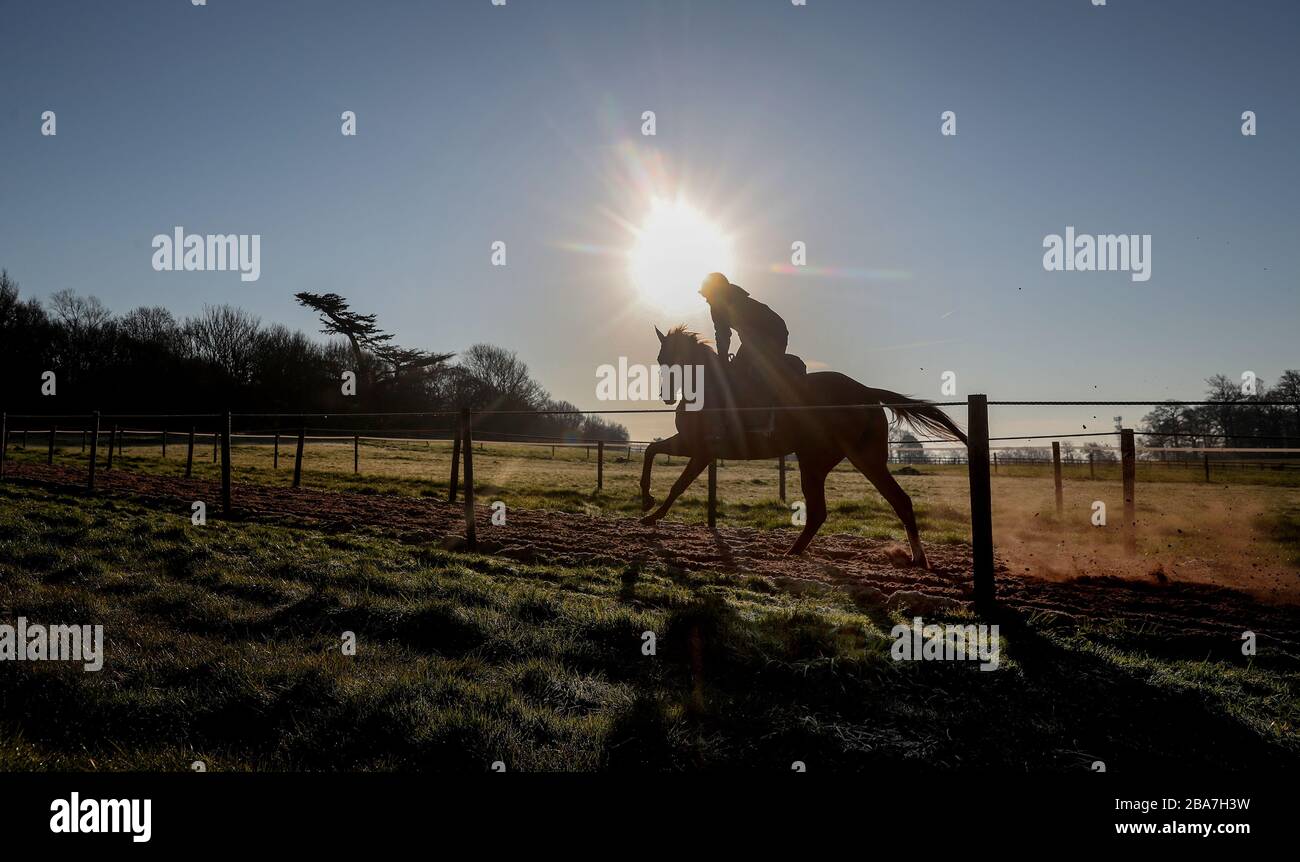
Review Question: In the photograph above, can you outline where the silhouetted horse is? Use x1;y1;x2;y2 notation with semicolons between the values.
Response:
639;326;967;566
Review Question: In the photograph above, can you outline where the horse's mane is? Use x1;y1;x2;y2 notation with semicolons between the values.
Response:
666;324;716;353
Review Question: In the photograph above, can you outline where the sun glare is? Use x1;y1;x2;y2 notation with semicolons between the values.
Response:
628;198;735;314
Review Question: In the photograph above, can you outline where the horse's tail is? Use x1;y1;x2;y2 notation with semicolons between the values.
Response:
868;388;968;446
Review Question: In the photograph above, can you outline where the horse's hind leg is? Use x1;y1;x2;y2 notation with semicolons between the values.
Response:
845;440;927;568
786;456;833;555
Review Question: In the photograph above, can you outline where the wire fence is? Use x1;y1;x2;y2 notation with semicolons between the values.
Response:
3;396;1299;610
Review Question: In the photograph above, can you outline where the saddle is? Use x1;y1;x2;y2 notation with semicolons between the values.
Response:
714;354;807;439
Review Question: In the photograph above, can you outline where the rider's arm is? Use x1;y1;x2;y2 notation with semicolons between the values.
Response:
710;305;732;359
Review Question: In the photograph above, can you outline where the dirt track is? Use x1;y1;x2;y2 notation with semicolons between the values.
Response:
7;462;1298;654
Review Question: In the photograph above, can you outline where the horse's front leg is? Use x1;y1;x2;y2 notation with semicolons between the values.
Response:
640;454;710;525
639;439;663;511
639;434;691;511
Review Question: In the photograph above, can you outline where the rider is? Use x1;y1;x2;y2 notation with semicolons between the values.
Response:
698;272;795;431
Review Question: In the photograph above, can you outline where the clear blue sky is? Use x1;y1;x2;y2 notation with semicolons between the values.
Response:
1;0;1296;442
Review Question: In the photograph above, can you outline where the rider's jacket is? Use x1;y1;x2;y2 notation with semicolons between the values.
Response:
700;281;788;359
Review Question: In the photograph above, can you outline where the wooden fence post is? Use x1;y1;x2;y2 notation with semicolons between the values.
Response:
449;421;461;503
1203;453;1210;483
967;394;995;610
1089;451;1095;479
778;454;786;502
1121;428;1136;556
707;459;718;528
353;435;360;474
1052;441;1063;516
161;426;167;459
221;411;232;515
186;426;195;478
993;452;998;474
212;432;218;463
597;441;604;490
273;431;280;469
107;425;116;470
87;412;100;492
0;412;7;480
461;409;477;549
48;425;56;465
292;425;305;488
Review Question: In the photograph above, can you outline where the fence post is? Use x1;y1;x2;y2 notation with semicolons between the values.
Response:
353;434;359;474
707;459;718;528
221;411;232;515
81;430;86;453
1089;451;1095;480
597;441;604;490
449;420;461;503
212;431;217;463
1121;428;1136;556
162;426;167;459
993;452;998;474
1052;441;1063;516
87;412;100;492
273;431;280;469
778;454;786;502
0;412;6;480
461;409;477;550
107;425;116;470
1203;453;1210;483
47;425;56;465
186;426;195;478
21;429;26;450
967;394;995;610
292;425;305;488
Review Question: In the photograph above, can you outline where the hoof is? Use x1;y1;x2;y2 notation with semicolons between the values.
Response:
639;514;659;527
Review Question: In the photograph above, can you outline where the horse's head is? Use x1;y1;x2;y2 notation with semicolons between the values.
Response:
655;325;712;404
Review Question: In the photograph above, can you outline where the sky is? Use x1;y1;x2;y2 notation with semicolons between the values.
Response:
1;0;1296;443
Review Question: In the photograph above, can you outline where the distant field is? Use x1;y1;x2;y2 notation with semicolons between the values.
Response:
5;435;1298;601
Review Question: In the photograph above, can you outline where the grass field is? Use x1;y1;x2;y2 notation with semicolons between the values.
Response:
6;435;1298;599
1;479;1296;771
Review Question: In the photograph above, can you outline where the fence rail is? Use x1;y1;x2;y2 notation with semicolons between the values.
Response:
4;396;1298;614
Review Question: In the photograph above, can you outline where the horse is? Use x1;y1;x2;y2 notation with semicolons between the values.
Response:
638;325;968;567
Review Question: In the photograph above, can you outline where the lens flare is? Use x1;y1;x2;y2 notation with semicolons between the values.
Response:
628;198;735;314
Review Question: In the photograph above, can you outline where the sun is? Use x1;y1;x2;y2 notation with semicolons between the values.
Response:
628;198;735;314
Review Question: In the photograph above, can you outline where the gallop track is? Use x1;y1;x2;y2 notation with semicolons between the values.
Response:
6;461;1297;658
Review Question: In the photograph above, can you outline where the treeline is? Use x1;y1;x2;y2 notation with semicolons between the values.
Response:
0;270;627;442
1141;373;1300;447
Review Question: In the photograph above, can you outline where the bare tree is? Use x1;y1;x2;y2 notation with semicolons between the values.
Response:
49;289;112;337
460;343;544;408
184;305;263;384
